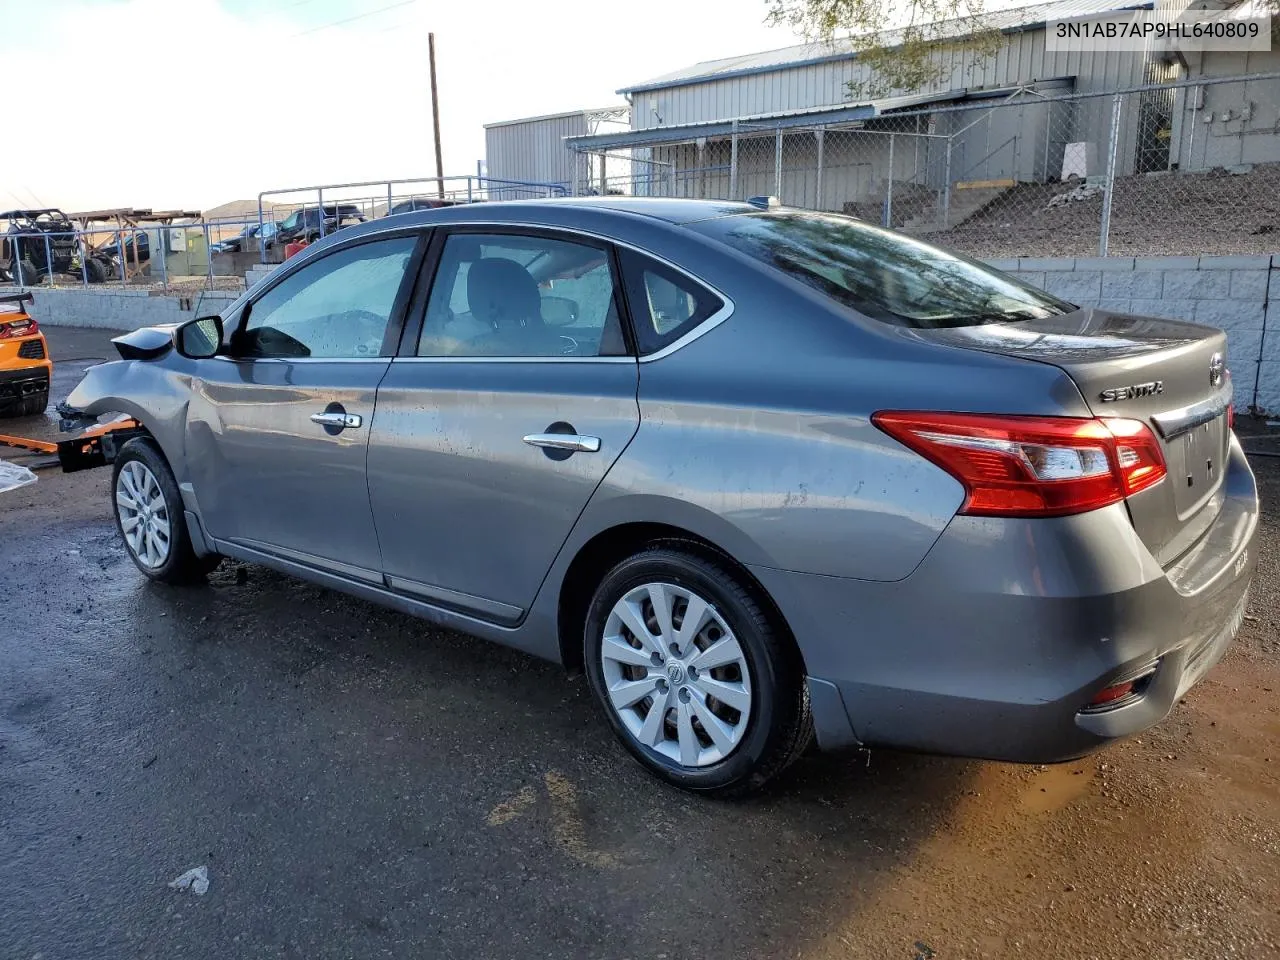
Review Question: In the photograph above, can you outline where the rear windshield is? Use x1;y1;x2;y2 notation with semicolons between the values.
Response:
692;211;1072;328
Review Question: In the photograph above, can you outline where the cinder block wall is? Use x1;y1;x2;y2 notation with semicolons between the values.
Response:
982;255;1274;412
24;288;241;332
23;255;1280;412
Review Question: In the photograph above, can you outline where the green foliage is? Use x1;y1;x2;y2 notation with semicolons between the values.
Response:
765;0;1005;99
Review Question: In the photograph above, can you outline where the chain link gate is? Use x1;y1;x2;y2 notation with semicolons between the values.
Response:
569;71;1280;259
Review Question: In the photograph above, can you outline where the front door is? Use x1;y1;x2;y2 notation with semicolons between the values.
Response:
186;232;423;581
366;228;640;623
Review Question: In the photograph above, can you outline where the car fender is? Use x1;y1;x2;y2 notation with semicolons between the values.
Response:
65;359;194;478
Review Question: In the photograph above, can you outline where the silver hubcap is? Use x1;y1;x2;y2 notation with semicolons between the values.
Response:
601;582;753;768
115;460;171;569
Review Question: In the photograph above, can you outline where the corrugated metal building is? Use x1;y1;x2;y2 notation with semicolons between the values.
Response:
484;107;629;192
545;0;1280;211
481;0;1280;214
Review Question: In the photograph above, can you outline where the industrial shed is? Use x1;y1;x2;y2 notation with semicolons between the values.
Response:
551;0;1280;218
484;106;629;194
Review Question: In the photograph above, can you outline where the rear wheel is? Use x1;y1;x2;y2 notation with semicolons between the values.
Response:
85;257;109;283
15;389;47;417
584;547;811;796
112;438;219;583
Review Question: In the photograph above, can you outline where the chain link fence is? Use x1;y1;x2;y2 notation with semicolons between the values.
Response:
571;71;1280;259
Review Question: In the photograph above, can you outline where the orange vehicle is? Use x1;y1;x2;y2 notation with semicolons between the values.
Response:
0;292;51;418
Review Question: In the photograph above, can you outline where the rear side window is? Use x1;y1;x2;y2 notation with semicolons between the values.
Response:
618;250;723;354
691;212;1072;329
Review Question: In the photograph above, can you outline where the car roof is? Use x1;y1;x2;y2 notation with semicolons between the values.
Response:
308;196;768;257
482;196;758;224
357;196;760;235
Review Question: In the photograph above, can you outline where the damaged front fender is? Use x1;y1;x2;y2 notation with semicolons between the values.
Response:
63;358;195;477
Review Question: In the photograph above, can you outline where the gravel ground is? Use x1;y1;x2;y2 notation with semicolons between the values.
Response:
0;328;1277;959
922;163;1280;259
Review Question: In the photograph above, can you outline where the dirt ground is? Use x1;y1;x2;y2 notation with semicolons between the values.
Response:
919;163;1280;260
0;328;1277;959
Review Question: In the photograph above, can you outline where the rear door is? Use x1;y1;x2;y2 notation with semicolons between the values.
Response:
366;227;639;624
186;232;424;580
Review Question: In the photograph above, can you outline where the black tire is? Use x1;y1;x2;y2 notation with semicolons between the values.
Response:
584;546;812;796
13;389;48;418
85;257;109;284
111;438;220;583
13;259;40;286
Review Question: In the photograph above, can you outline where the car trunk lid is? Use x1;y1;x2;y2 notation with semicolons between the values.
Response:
913;308;1232;565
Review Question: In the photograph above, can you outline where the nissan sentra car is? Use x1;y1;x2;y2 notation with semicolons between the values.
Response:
64;197;1258;795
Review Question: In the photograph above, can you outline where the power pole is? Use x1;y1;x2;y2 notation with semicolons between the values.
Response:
429;32;444;199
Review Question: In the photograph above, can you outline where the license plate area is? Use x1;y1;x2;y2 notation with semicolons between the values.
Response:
1168;413;1227;516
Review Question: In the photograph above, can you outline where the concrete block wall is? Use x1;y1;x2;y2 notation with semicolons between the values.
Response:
25;287;241;332
984;255;1277;412
244;263;281;290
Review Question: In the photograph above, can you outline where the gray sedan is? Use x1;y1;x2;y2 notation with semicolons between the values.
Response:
66;197;1258;795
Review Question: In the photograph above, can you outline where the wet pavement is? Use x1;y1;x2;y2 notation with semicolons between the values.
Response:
1;327;1278;959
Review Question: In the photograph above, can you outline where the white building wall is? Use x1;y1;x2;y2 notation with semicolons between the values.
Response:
629;30;1149;132
485;113;591;189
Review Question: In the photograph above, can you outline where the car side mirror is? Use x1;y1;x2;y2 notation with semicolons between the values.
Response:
174;315;223;359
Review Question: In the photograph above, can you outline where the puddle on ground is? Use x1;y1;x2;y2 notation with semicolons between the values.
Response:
1019;762;1096;814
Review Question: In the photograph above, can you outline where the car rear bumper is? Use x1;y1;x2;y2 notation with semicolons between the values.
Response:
754;435;1259;763
0;357;50;407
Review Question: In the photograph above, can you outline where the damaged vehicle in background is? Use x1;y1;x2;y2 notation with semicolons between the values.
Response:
61;197;1258;796
2;209;114;284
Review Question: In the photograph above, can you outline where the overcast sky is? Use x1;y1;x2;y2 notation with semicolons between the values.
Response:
0;0;801;212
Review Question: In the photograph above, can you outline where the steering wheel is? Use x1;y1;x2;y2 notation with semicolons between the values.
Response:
559;335;579;355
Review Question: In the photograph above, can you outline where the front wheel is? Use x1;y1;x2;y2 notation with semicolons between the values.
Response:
12;259;40;286
111;438;219;583
584;547;811;796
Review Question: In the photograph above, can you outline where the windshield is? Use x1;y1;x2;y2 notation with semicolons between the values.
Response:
692;212;1072;328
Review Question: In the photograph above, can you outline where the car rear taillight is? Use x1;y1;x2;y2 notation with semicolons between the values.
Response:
0;316;38;339
872;412;1167;518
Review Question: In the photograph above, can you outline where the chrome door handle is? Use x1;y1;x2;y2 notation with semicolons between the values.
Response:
522;433;601;453
311;412;362;429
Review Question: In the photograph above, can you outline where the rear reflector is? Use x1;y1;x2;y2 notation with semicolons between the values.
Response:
873;412;1168;518
1088;680;1135;707
1083;661;1161;712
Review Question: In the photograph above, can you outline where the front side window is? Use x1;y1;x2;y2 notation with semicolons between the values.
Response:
691;212;1072;328
233;236;416;359
417;232;627;358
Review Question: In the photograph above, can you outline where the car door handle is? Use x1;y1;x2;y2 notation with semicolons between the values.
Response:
522;433;601;453
311;412;362;429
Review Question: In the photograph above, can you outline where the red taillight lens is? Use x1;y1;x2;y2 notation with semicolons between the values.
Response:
1088;680;1135;707
1227;403;1235;431
872;411;1168;518
0;317;37;339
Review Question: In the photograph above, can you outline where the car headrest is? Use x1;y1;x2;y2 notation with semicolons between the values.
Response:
467;257;542;330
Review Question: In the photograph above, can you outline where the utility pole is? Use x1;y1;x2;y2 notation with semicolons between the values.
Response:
429;32;444;199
